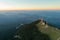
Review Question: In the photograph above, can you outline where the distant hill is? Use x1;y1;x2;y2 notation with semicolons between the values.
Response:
11;19;60;40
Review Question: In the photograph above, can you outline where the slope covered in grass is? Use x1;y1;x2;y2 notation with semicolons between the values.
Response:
36;20;60;40
11;19;60;40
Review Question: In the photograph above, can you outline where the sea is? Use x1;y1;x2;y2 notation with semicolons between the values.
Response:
0;10;60;40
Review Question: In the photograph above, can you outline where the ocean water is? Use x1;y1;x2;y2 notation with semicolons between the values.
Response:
0;10;60;40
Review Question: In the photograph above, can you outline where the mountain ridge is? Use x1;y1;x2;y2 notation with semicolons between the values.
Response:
11;19;60;40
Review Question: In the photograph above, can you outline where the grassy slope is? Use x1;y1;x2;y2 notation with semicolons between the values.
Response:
12;20;60;40
36;22;60;40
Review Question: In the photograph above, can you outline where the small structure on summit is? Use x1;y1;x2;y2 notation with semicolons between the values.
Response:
40;18;48;28
40;18;46;25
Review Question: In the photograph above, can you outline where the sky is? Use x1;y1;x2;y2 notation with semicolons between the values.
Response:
0;0;60;10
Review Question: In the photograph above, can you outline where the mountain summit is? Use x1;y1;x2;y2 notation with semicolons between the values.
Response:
11;19;60;40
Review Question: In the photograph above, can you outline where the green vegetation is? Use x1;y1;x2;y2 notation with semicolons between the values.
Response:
11;19;60;40
36;21;60;40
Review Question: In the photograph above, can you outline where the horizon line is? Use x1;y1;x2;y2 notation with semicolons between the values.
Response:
0;9;60;11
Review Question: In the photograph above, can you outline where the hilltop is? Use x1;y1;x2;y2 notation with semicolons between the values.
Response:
11;19;60;40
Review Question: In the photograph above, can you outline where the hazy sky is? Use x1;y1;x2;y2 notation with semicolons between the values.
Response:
0;0;60;10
